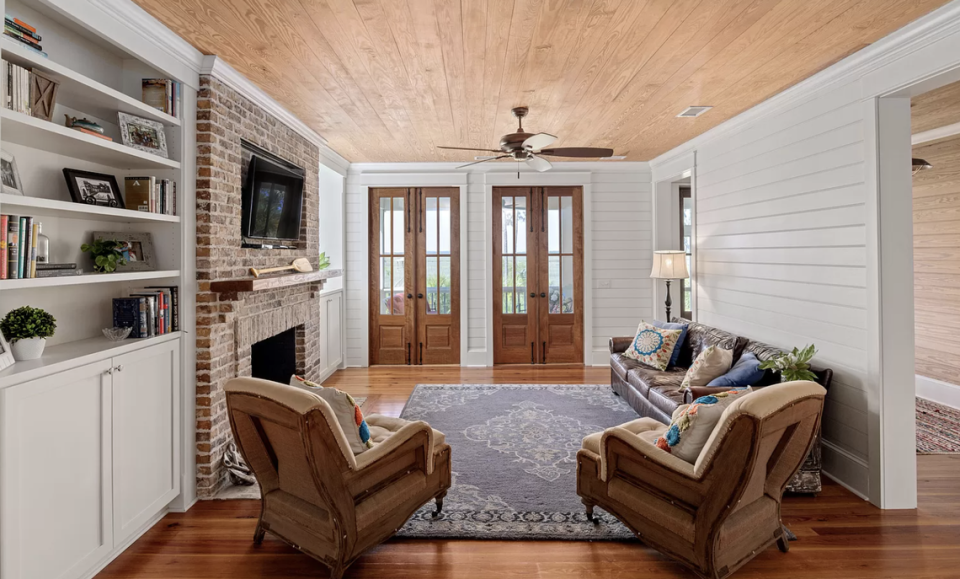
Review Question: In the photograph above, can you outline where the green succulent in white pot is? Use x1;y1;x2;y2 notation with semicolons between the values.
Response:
1;306;57;361
758;344;818;383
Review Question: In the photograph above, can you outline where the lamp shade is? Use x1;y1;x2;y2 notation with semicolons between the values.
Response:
650;250;689;279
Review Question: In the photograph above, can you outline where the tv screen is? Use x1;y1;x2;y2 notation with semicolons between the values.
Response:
241;154;304;242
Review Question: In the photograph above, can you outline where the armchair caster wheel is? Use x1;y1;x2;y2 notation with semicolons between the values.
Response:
253;523;265;545
777;535;790;553
432;493;446;518
583;501;599;524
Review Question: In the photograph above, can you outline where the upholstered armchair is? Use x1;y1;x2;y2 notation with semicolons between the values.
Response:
577;381;825;579
225;377;452;579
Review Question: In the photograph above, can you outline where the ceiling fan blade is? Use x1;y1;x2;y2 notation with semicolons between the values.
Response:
457;154;510;169
438;145;503;153
526;155;553;172
538;147;615;158
522;132;557;151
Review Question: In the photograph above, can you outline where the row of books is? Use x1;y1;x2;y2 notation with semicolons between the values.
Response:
1;214;44;279
4;15;45;58
112;286;180;338
125;176;177;215
3;59;33;115
142;79;182;119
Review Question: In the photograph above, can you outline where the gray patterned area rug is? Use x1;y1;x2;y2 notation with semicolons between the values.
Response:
396;384;639;541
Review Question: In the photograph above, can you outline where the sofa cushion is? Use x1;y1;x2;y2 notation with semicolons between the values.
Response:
623;321;682;371
681;345;734;390
647;383;688;420
673;321;745;368
610;352;648;382
627;365;686;399
655;388;753;463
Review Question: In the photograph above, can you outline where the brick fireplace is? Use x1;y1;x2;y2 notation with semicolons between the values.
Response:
194;74;323;498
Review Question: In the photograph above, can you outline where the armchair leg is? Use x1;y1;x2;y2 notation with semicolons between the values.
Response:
582;499;598;524
777;534;790;553
253;521;265;545
433;491;447;518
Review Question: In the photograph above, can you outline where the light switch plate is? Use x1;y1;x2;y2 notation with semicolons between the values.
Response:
597;279;612;289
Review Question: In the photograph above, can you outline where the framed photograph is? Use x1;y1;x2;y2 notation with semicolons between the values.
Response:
93;231;156;271
63;169;124;208
1;150;24;196
0;331;14;371
118;112;168;158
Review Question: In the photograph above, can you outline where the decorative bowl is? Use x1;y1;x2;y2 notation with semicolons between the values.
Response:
102;327;133;341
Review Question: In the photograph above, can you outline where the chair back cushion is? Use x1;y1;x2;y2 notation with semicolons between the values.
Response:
623;321;683;371
290;376;373;453
655;388;753;463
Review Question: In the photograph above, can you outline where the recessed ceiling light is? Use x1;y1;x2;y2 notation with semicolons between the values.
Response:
599;155;627;160
677;106;712;118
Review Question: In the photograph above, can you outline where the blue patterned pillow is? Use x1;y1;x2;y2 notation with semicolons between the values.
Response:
649;319;689;367
623;321;682;371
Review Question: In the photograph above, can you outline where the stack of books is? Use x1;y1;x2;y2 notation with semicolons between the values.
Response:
2;58;34;114
0;214;52;279
112;286;179;338
35;263;81;278
124;176;177;215
142;79;182;119
4;15;45;58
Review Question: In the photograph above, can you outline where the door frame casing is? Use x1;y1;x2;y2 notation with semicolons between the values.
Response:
358;174;468;367
483;172;593;367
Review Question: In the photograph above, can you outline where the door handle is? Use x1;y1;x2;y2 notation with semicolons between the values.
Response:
407;293;413;299
540;292;546;298
531;342;535;364
419;342;423;364
417;293;424;298
407;343;411;365
543;342;546;362
530;292;536;298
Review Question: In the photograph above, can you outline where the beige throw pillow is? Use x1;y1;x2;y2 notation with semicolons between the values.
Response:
680;345;733;390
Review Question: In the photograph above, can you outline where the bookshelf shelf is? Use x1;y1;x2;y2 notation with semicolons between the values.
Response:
1;109;181;170
0;332;183;389
0;269;180;290
0;194;180;223
0;37;181;127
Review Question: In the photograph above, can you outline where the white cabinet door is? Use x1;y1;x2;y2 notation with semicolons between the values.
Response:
323;292;343;374
111;340;180;546
0;359;114;579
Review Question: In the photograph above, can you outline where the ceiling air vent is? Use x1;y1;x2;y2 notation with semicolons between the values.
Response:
677;106;712;118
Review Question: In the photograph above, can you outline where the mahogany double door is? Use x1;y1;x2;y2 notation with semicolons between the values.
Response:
494;186;583;365
369;187;460;365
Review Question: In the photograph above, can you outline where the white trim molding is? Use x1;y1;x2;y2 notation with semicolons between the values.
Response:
916;375;960;409
912;121;960;145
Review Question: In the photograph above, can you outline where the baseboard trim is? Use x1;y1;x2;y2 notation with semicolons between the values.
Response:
79;508;169;579
822;440;870;501
916;374;960;410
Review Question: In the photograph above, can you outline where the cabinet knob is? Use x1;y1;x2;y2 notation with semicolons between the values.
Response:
103;369;113;376
115;365;123;372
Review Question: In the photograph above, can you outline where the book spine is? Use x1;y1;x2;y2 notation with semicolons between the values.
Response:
172;181;177;216
29;222;37;278
75;127;113;140
4;26;39;46
4;18;40;40
6;215;18;279
36;263;77;270
20;216;32;278
21;65;28;114
171;287;179;331
138;298;147;338
17;217;26;278
0;215;7;280
12;17;36;34
36;269;80;278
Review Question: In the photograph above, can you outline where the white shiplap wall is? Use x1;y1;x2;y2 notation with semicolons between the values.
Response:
344;163;652;367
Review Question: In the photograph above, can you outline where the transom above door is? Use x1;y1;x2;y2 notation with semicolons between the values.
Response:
368;187;460;365
493;186;583;365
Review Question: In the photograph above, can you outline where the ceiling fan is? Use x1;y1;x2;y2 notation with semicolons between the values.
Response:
438;106;615;172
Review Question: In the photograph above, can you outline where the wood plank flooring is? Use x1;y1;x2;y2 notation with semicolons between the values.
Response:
95;367;960;579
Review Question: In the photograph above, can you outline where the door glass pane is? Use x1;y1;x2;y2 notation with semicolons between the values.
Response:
426;257;438;314
515;195;527;254
392;257;404;315
502;256;514;314
426;196;438;255
380;197;391;254
561;255;574;313
548;255;560;313
393;196;404;254
548;196;560;254
439;197;451;255
560;196;573;254
380;257;391;314
502;196;514;255
515;256;527;314
439;257;451;314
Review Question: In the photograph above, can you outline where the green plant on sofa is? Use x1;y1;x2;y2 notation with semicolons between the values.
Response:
81;238;127;273
758;344;818;382
1;306;57;343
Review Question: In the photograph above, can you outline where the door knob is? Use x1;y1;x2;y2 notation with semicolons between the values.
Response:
540;292;546;298
407;293;413;299
417;293;424;299
530;292;536;298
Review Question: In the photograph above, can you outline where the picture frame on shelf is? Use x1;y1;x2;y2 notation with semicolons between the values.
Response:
63;169;124;208
118;112;168;158
0;331;15;371
1;150;24;196
93;231;156;271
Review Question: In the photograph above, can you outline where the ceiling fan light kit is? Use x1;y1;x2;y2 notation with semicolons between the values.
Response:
439;106;615;173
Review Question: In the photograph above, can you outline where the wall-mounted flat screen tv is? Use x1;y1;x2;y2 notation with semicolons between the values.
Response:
240;143;305;244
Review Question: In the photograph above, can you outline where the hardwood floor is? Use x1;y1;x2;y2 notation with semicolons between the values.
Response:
95;367;960;579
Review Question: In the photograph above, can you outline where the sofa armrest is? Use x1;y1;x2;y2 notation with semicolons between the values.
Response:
609;337;633;354
683;386;751;404
353;419;438;475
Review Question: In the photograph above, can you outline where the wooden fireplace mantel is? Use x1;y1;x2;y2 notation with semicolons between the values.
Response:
210;269;342;294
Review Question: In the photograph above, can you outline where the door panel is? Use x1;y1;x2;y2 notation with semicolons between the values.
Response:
493;188;539;364
417;188;460;364
369;189;415;365
539;187;584;364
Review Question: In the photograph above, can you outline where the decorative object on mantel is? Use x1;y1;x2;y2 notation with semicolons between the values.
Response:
318;251;330;270
758;344;818;383
81;238;127;273
118;112;168;158
211;268;342;294
650;250;689;320
91;231;156;272
64;115;112;141
29;69;58;121
102;327;133;341
1;149;24;195
0;305;56;360
249;257;313;278
63;168;124;207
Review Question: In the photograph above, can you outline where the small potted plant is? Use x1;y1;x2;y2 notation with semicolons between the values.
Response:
1;306;57;360
758;344;818;382
81;238;127;273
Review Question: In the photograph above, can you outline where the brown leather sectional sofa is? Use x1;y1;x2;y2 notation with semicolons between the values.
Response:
609;319;833;493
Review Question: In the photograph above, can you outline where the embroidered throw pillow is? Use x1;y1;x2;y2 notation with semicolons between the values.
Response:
648;319;689;368
623;321;682;371
680;345;733;390
655;388;753;463
290;375;373;454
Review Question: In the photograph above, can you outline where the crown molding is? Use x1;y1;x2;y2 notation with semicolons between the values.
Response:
912;121;960;145
651;0;960;170
201;55;350;175
348;161;650;174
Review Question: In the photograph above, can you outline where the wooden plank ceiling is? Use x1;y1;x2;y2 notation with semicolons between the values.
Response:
912;79;960;135
134;0;950;163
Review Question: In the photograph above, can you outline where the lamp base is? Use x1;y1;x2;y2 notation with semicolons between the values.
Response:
664;279;672;321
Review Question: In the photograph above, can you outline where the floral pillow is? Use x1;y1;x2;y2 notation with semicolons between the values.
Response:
655;388;753;463
623;321;682;371
290;375;373;454
680;345;733;390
